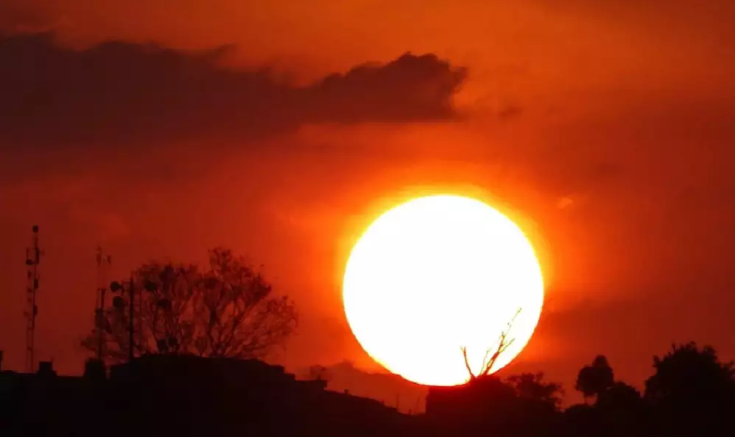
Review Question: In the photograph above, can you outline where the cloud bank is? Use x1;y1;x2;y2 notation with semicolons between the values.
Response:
0;32;466;149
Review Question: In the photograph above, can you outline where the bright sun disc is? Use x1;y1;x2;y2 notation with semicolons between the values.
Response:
342;194;544;386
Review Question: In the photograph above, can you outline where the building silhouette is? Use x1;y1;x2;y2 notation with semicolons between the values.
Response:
0;354;412;435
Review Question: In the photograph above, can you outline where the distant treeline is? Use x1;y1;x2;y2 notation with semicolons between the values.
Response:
424;341;735;436
1;341;734;436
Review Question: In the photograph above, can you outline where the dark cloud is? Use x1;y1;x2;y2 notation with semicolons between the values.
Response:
0;32;466;150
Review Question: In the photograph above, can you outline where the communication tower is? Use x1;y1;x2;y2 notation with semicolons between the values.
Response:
24;225;42;372
95;247;113;361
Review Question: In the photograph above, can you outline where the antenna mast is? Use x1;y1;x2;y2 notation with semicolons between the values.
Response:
24;225;41;372
95;247;113;361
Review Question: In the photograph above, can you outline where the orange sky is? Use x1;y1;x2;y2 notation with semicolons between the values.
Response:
2;0;735;406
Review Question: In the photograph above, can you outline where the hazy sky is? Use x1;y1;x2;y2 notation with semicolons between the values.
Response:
2;0;735;405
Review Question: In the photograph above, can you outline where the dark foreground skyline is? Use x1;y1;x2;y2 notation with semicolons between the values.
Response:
2;342;734;436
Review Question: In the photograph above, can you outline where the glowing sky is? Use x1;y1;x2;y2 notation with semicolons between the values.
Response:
2;0;735;407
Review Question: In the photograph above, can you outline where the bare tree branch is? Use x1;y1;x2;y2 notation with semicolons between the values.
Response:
460;307;523;381
461;346;476;380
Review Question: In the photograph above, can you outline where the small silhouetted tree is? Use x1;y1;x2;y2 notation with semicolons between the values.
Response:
563;403;600;436
566;381;647;436
507;372;563;409
506;372;563;434
645;342;735;405
82;248;297;363
596;381;644;412
644;342;735;435
575;355;614;403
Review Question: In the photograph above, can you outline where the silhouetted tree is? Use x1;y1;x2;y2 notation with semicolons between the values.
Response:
644;342;735;434
596;381;643;411
507;372;563;410
563;403;600;436
575;355;614;403
645;342;735;404
82;248;297;363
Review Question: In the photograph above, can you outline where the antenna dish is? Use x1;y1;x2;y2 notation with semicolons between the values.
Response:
112;296;126;309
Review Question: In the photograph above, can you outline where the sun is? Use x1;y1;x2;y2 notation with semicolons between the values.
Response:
342;194;544;386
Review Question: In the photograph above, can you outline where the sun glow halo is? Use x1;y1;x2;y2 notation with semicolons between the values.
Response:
342;194;544;386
